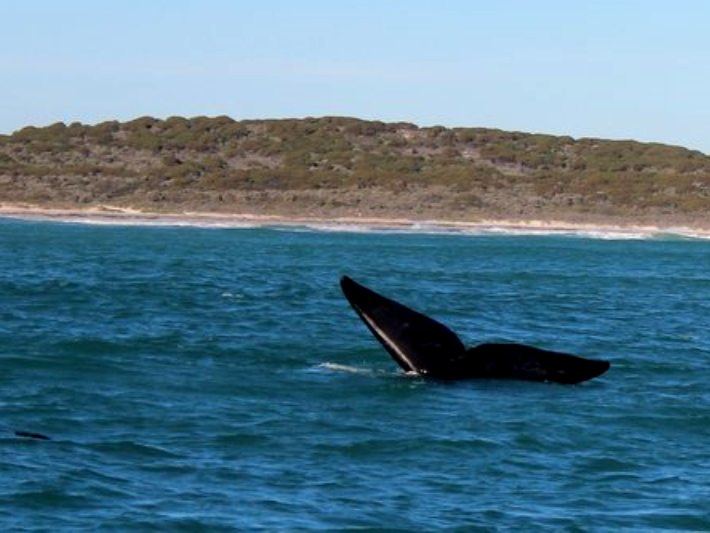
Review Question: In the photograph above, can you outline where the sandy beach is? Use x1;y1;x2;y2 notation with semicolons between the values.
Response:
2;202;710;239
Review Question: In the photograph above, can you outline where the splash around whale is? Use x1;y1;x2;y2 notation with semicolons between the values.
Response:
340;276;610;384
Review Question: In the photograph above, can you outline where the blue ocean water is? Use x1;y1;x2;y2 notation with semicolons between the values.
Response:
1;218;710;531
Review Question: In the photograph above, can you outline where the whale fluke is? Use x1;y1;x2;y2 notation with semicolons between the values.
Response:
340;276;610;384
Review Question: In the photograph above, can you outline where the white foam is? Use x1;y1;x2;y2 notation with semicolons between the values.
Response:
318;362;368;374
3;207;710;241
317;362;392;376
317;363;424;380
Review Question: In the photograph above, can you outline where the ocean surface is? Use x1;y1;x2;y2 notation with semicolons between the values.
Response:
1;218;710;531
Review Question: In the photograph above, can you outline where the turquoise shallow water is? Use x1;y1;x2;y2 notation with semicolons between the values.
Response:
1;218;710;531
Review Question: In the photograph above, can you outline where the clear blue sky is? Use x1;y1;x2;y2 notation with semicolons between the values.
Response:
2;1;709;153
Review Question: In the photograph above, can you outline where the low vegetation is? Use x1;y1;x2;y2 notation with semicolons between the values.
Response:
1;116;709;220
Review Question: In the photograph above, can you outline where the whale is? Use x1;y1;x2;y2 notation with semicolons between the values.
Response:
340;276;610;384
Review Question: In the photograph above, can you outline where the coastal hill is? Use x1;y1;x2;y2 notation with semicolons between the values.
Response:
1;116;709;225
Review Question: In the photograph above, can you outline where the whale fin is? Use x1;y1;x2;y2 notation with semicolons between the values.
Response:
14;430;51;441
340;276;466;375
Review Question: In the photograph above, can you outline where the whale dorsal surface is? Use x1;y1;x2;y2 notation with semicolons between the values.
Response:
340;276;610;384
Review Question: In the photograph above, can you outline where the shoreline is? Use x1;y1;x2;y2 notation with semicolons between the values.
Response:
1;202;710;239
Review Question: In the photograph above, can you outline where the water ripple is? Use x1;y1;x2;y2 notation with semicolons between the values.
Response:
2;221;710;530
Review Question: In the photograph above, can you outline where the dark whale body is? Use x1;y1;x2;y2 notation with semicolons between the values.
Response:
340;276;610;384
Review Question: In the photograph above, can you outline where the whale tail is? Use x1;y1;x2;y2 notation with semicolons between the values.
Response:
340;276;610;384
